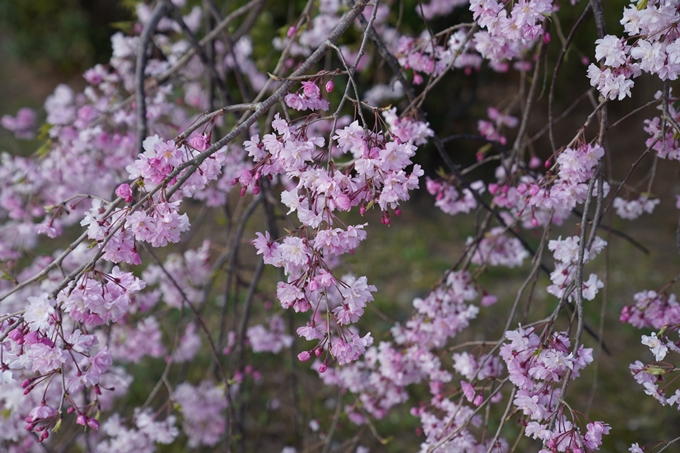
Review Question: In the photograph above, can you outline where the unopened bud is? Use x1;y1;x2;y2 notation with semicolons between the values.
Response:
325;79;334;93
87;418;100;430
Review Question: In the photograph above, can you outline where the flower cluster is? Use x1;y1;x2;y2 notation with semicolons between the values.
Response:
315;271;501;451
621;290;680;330
426;178;484;216
478;107;519;145
642;92;680;161
613;195;660;220
518;143;608;228
501;326;609;452
284;80;330;111
0;267;146;439
589;1;680;101
467;226;529;268
248;315;294;353
546;235;606;301
471;0;553;70
248;109;429;365
173;381;228;448
1;107;37;139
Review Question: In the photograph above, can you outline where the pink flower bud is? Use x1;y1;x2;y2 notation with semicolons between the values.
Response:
620;306;631;323
8;328;23;342
325;79;334;93
413;73;423;85
287;26;296;38
298;351;312;362
481;295;497;306
76;414;87;426
314;348;322;357
87;418;100;430
543;32;551;44
473;394;484;406
335;193;351;211
529;156;541;169
544;157;552;168
115;183;133;203
21;379;31;389
188;134;210;151
488;183;499;195
318;362;327;373
394;207;401;216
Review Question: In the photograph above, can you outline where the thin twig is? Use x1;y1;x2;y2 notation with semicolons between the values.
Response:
136;2;169;154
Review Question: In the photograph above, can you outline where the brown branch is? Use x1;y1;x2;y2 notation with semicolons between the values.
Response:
136;2;169;155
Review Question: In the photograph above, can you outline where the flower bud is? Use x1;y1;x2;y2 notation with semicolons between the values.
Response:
115;183;133;203
325;79;334;93
87;418;100;430
298;351;312;362
529;156;541;169
188;134;210;151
